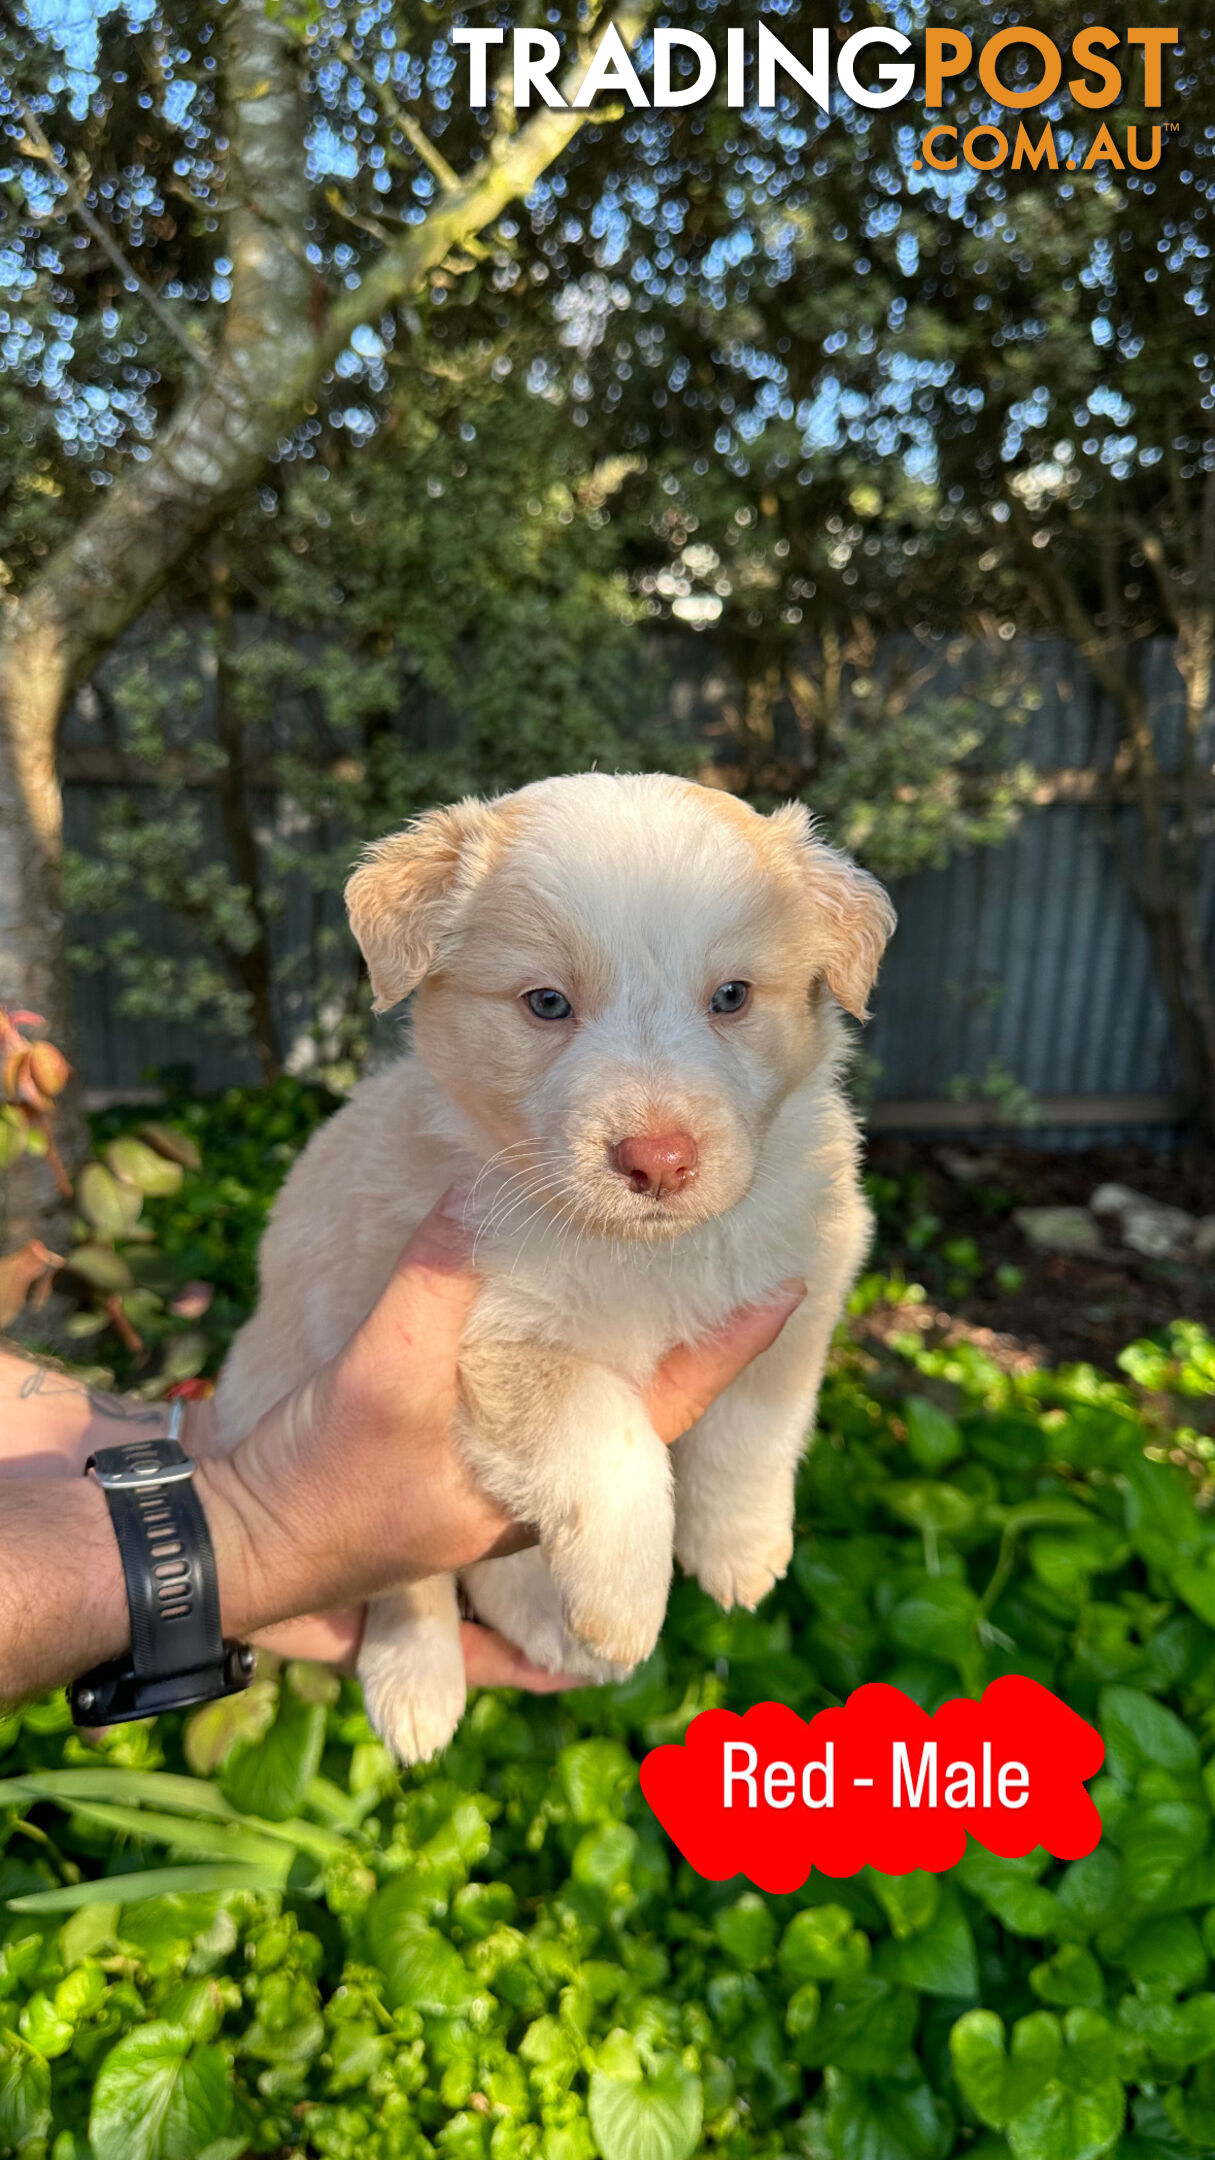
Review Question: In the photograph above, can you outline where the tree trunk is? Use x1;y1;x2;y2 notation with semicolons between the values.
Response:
0;0;645;1245
0;620;87;1253
211;543;282;1084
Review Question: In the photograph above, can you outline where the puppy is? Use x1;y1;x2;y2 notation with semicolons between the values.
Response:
215;773;895;1762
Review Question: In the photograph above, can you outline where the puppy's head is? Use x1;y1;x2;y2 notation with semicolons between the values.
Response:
346;775;894;1242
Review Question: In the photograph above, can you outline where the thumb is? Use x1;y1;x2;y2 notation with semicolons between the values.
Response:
349;1187;481;1391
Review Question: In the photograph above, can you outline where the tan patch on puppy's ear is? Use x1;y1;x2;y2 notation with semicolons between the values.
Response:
345;797;504;1011
766;802;897;1021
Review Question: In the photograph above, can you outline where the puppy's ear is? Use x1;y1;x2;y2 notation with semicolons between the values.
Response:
345;798;498;1012
767;802;896;1021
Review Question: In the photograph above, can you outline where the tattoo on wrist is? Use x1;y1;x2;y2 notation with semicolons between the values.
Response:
16;1367;166;1426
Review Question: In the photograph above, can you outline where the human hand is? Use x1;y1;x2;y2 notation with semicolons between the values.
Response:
192;1191;806;1676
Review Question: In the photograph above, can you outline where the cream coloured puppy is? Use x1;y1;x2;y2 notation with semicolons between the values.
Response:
215;773;895;1762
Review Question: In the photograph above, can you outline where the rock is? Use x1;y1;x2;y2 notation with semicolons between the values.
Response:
1121;1200;1198;1261
937;1148;1004;1185
1194;1217;1215;1262
1013;1206;1104;1256
1089;1182;1195;1261
1090;1183;1143;1217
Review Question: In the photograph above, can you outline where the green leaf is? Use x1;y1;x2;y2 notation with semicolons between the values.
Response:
1116;1916;1208;1993
713;1893;777;1970
587;2051;702;2160
61;1899;120;1967
183;1679;278;1776
1007;2084;1123;2160
0;1104;28;1169
0;1766;255;1816
1117;1993;1215;2071
219;1685;325;1822
868;1868;941;1941
0;2040;51;2152
821;2066;951;2160
1119;1803;1208;1906
572;1823;637;1893
1030;1947;1105;2009
1099;1687;1202;1784
139;1122;202;1172
44;1798;290;1877
888;1579;982;1671
950;2009;1061;2130
903;1397;963;1473
65;1241;134;1292
18;1990;74;2058
874;1886;977;1998
366;1879;478;2014
6;1862;279;1912
956;1847;1061;1937
558;1740;635;1825
89;2023;232;2160
107;1135;184;1196
77;1161;144;1237
1169;1554;1215;1628
878;1481;977;1537
801;1978;918;2077
779;1906;870;1985
285;1658;342;1707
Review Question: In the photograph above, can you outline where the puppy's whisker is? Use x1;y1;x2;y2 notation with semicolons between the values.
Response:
476;1172;574;1253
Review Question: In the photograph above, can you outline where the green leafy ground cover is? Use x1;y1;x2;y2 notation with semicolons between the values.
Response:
4;1297;1215;2160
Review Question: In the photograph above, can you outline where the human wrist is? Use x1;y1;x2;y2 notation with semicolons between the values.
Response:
192;1451;306;1641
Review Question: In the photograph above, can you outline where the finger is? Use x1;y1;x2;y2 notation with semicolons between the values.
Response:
352;1186;481;1379
460;1621;591;1693
646;1279;806;1445
252;1607;365;1672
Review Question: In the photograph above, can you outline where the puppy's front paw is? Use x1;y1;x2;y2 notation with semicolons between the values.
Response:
358;1622;467;1765
678;1524;794;1614
549;1535;672;1671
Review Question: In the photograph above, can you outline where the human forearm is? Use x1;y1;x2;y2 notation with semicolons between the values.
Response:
0;1346;215;1476
0;1473;129;1698
0;1447;363;1701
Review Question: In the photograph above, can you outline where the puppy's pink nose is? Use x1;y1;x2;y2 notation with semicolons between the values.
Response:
613;1132;698;1197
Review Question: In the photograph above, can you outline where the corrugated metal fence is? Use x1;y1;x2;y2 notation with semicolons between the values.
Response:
64;634;1213;1143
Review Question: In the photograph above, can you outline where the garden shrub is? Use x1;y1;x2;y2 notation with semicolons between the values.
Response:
2;1313;1215;2160
87;1079;342;1375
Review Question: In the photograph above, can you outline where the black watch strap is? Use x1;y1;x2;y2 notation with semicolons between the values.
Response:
70;1405;254;1726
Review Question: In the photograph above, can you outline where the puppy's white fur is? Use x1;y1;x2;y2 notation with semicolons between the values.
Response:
215;773;895;1762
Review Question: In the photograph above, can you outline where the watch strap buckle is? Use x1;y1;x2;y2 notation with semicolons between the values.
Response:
88;1453;197;1491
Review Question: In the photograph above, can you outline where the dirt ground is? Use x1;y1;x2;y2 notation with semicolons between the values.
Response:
865;1138;1214;1372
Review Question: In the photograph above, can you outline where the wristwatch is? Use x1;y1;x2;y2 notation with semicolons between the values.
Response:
69;1400;255;1726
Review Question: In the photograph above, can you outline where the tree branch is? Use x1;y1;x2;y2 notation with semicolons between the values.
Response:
6;73;210;373
334;38;462;194
324;2;649;357
2;0;652;702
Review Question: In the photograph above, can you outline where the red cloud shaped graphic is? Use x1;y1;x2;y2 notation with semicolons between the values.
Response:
640;1677;1104;1892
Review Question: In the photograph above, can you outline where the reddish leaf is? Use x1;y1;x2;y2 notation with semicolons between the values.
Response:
0;1240;64;1329
170;1281;214;1320
26;1041;71;1099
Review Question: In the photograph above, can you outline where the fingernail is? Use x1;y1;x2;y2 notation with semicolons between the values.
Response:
438;1182;475;1221
775;1276;808;1305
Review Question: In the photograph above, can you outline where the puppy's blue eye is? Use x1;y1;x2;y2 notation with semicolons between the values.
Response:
710;980;750;1015
525;988;573;1021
